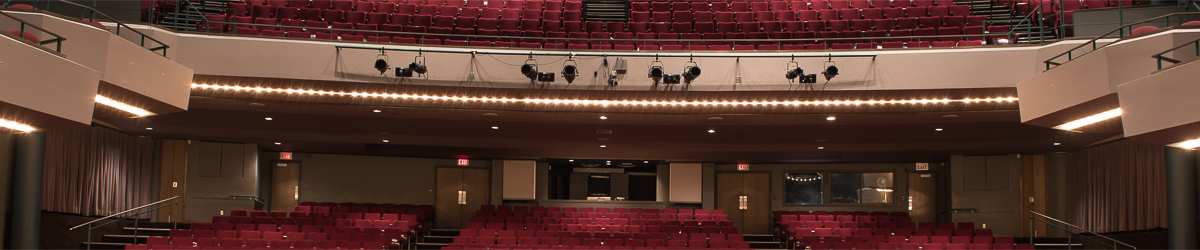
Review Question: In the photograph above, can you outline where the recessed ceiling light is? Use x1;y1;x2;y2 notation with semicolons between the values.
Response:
1053;142;1061;146
249;103;266;108
491;126;499;129
644;161;649;163
606;160;611;162
1173;138;1200;149
0;118;37;132
600;116;608;120
373;110;382;113
708;117;724;120
145;127;153;130
264;117;273;121
826;116;836;121
708;129;716;133
818;146;825;149
935;128;944;131
942;114;959;118
569;159;574;162
274;142;282;145
382;140;389;143
600;145;607;148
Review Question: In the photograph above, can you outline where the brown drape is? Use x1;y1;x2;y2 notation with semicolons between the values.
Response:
42;126;155;217
1066;139;1168;233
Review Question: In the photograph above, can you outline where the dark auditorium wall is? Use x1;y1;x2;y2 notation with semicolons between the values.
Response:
294;153;493;206
0;134;13;247
948;155;1023;236
183;141;260;222
712;163;914;212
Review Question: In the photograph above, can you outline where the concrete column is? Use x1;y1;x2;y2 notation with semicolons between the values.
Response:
1165;147;1197;250
11;131;45;249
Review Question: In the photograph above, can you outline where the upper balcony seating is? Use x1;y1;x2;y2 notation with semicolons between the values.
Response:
194;0;1011;50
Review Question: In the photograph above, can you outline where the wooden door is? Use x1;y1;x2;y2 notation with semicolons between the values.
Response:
742;173;771;234
156;140;188;222
908;172;937;223
461;168;490;227
270;162;301;212
436;168;464;229
716;173;745;230
436;168;490;229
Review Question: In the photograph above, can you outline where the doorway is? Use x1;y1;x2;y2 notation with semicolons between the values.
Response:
270;162;300;212
908;172;937;223
435;167;490;229
716;173;771;234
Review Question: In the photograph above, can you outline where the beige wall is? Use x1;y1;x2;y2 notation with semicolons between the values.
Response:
714;162;913;212
295;153;492;205
1117;59;1200;142
0;32;100;126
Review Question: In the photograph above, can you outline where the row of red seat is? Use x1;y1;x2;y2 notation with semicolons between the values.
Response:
458;230;742;241
480;205;722;214
448;236;751;249
136;237;391;250
631;0;965;11
443;247;751;250
236;0;581;13
807;242;1031;250
796;235;1009;246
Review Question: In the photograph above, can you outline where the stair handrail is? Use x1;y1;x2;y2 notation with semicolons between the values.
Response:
1151;36;1200;70
49;0;171;57
69;196;179;230
1006;2;1047;44
1043;12;1200;71
1028;210;1137;249
170;0;209;32
0;9;66;52
71;196;180;250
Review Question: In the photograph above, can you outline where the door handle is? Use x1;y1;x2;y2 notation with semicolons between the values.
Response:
738;195;748;210
458;190;467;204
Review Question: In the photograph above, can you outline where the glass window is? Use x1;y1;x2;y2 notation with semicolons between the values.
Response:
831;172;894;204
783;173;823;204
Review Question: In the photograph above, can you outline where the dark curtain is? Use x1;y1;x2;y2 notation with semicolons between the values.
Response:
43;126;155;217
1067;139;1168;233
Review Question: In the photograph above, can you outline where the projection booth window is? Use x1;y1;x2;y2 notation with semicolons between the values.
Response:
783;173;823;205
830;172;894;204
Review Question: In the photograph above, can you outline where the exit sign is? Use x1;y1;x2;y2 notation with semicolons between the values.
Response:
737;164;749;171
457;159;469;166
280;152;292;160
916;163;929;171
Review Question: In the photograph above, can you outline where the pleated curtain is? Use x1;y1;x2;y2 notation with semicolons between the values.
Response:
42;126;155;217
1066;139;1168;233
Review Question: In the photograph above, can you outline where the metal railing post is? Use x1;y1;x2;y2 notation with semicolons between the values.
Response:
134;218;139;244
86;227;92;250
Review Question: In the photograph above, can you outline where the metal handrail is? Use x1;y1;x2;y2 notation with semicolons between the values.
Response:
0;9;65;52
205;20;1012;45
49;0;170;56
69;196;179;230
1151;36;1200;70
1028;210;1137;249
1007;2;1046;44
1043;12;1200;71
174;0;209;31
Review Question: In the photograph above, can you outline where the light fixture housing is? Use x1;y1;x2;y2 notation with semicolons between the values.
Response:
0;118;37;132
648;66;664;83
822;65;839;81
95;95;155;117
786;67;803;80
826;116;836;121
374;59;389;74
682;65;701;84
1172;138;1200;149
562;64;578;83
1054;108;1122;131
521;63;539;80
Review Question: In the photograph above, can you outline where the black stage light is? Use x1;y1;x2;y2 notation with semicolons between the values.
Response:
823;65;839;81
374;59;389;74
786;67;803;80
562;64;578;83
648;65;664;83
521;63;539;80
409;62;427;74
682;65;701;83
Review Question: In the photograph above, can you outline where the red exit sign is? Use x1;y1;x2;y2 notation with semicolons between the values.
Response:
457;159;469;166
280;152;292;160
737;164;749;171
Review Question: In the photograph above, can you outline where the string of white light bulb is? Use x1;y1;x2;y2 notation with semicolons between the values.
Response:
193;83;1019;106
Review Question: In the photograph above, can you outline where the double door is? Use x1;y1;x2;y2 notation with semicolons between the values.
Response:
435;168;490;229
716;173;771;234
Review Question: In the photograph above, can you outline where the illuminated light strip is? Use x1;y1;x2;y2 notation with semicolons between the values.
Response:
191;83;1020;106
0;118;37;132
1174;138;1200;149
95;95;155;117
1053;108;1122;131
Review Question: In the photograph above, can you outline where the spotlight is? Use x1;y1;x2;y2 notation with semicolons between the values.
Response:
395;52;427;77
521;63;538;80
823;65;839;80
786;67;803;80
562;64;578;83
682;65;701;84
648;57;665;84
562;55;579;83
374;59;389;74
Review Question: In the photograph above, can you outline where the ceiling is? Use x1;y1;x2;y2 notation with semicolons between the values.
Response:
92;76;1121;163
